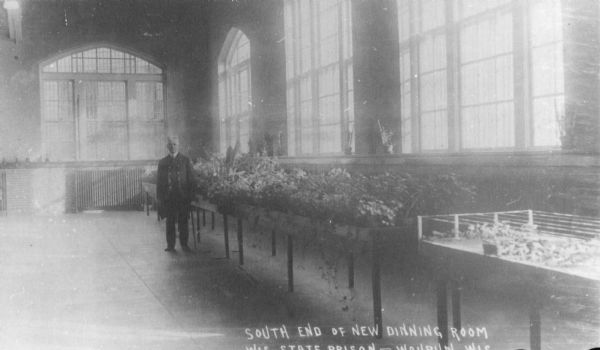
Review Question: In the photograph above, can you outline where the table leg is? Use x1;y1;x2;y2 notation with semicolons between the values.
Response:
191;211;197;249
271;229;277;256
237;218;244;265
196;209;201;243
451;281;461;330
437;279;449;348
530;302;542;350
372;233;383;338
348;251;355;289
288;234;294;292
223;214;230;259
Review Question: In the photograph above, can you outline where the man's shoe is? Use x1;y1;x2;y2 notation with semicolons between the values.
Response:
164;247;176;252
181;246;192;253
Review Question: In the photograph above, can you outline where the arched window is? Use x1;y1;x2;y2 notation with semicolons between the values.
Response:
40;45;165;161
284;0;354;155
218;29;252;154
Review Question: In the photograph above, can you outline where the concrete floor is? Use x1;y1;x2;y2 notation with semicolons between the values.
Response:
0;212;304;350
0;211;598;350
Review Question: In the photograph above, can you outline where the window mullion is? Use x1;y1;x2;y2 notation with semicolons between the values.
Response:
513;0;530;149
338;1;346;155
292;0;302;155
409;0;421;152
311;0;320;154
447;0;461;152
125;79;134;160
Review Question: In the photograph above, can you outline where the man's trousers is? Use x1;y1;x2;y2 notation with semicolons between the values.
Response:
165;207;189;249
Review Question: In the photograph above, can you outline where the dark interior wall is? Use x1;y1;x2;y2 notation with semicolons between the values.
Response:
280;154;600;216
352;0;400;155
205;0;286;155
0;37;37;161
0;0;211;161
563;0;600;154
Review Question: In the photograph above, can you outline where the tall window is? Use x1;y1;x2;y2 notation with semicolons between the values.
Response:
218;29;252;154
460;0;514;149
419;0;448;150
41;46;165;161
397;0;565;153
284;0;353;155
398;0;412;153
399;0;452;152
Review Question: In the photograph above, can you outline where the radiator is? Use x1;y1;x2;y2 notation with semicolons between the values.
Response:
71;167;145;212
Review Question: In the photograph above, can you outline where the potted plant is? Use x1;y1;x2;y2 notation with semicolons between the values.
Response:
377;120;395;154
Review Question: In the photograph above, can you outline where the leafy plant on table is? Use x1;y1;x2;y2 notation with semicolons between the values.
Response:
193;154;476;228
464;222;600;267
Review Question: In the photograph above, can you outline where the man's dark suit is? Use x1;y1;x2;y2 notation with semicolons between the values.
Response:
156;153;196;250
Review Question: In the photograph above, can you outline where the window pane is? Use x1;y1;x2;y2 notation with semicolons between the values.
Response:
420;0;445;32
42;81;73;122
83;49;97;73
300;77;313;154
111;50;125;73
531;0;562;46
57;57;72;72
73;53;83;73
97;82;126;121
130;122;164;159
399;49;412;153
284;0;352;155
460;9;514;149
42;79;75;161
80;81;128;161
135;82;164;121
217;31;252;154
43;62;57;73
460;0;511;19
97;47;111;73
531;0;564;147
41;47;164;161
43;48;162;75
130;83;164;159
239;115;250;153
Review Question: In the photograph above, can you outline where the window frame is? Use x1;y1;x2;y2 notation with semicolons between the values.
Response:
218;29;253;154
284;0;354;156
39;43;166;162
397;0;565;154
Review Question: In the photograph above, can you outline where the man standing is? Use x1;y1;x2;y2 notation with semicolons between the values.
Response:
156;136;196;252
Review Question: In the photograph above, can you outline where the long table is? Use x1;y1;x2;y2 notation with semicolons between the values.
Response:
419;238;600;350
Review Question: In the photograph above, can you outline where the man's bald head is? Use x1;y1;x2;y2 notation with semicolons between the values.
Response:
166;136;180;155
